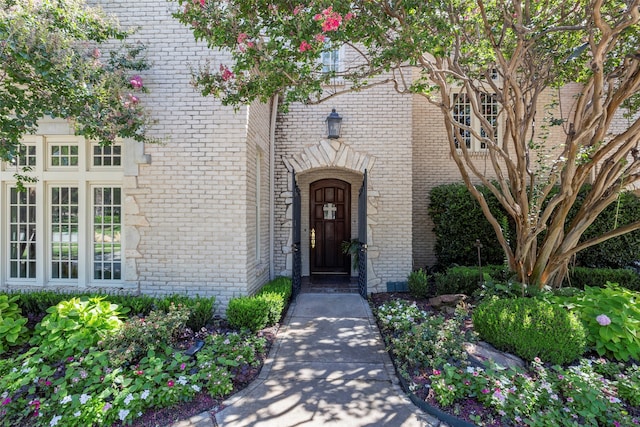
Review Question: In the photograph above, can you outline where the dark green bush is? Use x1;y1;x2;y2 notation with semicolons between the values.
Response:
434;265;508;296
106;294;156;317
472;297;587;365
564;267;640;292
429;183;512;267
226;296;271;332
407;269;430;299
570;189;640;269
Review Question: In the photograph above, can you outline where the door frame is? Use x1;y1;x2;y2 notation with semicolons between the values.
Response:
309;178;351;275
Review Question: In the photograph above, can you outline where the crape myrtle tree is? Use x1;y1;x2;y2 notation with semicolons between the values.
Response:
174;0;640;288
1;0;156;185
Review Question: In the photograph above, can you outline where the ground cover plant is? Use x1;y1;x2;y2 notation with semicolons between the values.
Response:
371;282;640;426
0;279;291;426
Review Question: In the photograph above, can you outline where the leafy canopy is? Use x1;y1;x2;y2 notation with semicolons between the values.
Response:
0;0;156;171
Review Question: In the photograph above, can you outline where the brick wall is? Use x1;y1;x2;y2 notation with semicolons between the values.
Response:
97;0;253;311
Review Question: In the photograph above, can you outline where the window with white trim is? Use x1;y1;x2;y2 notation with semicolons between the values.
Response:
320;42;344;84
452;92;500;152
1;136;123;287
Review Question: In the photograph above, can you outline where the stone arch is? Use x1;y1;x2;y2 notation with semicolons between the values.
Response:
281;139;382;292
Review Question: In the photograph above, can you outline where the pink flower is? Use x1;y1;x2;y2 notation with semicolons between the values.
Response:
322;16;342;32
180;363;186;370
481;388;490;394
322;6;333;16
596;314;611;326
299;41;312;52
432;369;441;376
1;398;10;406
344;12;354;21
129;75;143;89
313;13;322;21
103;402;112;412
167;380;175;387
237;33;248;44
219;65;234;81
314;34;326;43
293;5;303;15
199;0;205;6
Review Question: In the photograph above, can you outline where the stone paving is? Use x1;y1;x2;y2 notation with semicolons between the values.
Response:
170;293;448;427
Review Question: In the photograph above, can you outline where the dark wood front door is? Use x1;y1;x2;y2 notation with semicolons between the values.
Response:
310;179;351;274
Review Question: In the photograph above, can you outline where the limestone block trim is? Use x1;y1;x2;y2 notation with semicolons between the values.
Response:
282;138;379;291
122;177;150;285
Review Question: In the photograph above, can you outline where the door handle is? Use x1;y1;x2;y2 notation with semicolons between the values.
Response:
311;228;316;249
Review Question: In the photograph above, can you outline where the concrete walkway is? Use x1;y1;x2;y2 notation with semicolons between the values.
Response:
172;293;447;427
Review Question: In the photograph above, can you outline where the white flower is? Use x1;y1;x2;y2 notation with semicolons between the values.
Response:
140;389;150;400
177;376;188;386
118;409;130;421
124;393;134;405
79;394;90;404
73;411;81;417
50;415;62;426
191;384;201;392
60;396;72;405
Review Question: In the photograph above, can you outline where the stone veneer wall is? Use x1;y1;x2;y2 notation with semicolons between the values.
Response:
98;0;255;311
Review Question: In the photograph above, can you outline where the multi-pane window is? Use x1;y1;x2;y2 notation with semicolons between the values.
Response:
93;144;122;167
452;92;500;151
16;144;37;167
9;188;36;278
50;143;79;166
93;187;121;280
1;135;124;287
321;48;341;74
51;186;79;279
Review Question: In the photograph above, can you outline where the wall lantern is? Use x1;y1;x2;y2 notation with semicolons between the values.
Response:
326;108;343;139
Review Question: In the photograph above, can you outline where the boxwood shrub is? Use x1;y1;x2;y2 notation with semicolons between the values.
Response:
472;297;587;365
434;265;509;296
226;296;271;332
564;267;640;292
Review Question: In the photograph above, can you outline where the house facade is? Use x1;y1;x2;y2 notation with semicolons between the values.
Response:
0;1;575;310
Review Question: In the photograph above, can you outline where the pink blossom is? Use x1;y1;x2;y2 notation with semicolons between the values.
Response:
322;6;333;16
246;41;255;48
596;314;611;326
314;34;326;43
1;398;10;406
313;13;322;21
344;12;354;21
219;65;234;81
293;5;303;15
129;75;143;89
200;0;205;6
322;16;342;32
481;388;490;394
299;41;312;52
237;33;248;44
180;363;186;370
432;369;441;375
167;380;175;387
